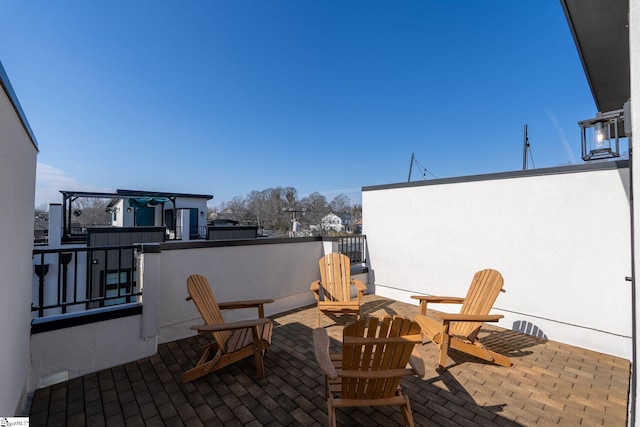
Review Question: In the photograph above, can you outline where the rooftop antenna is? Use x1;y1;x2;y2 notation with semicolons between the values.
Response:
408;153;415;182
522;124;535;170
408;153;438;181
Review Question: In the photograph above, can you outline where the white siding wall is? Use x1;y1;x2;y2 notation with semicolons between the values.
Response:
363;165;632;360
0;80;38;414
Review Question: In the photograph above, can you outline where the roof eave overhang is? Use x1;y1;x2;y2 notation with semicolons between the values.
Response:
560;0;630;113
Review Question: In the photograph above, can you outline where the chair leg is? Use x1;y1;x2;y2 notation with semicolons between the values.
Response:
400;394;415;427
327;398;336;427
438;322;451;369
182;352;222;383
251;326;266;379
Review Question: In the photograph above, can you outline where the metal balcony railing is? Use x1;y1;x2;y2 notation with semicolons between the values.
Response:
32;245;142;319
338;235;367;264
172;225;207;240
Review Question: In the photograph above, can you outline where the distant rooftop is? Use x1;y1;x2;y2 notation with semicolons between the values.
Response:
58;189;214;205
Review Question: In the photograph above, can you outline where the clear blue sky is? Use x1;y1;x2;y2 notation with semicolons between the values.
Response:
1;1;597;209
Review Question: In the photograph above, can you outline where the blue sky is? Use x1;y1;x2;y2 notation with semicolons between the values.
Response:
1;1;597;208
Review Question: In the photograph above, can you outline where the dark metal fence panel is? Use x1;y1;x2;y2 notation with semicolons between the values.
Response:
338;235;367;264
32;245;142;319
172;225;207;240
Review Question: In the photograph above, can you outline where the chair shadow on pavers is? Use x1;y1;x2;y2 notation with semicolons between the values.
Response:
411;369;523;427
424;325;547;371
512;320;548;339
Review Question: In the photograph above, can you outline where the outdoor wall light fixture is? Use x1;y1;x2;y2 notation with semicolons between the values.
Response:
578;109;624;161
127;207;132;213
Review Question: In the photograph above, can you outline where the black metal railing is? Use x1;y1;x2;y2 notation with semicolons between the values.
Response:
62;226;88;243
32;244;142;319
172;225;207;240
338;235;367;264
34;230;49;245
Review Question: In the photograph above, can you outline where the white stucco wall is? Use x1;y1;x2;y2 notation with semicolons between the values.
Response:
27;239;332;391
0;77;38;414
364;165;632;360
150;240;323;343
29;313;157;391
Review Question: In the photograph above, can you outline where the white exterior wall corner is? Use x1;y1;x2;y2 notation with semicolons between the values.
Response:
629;1;640;425
0;82;38;414
363;166;632;360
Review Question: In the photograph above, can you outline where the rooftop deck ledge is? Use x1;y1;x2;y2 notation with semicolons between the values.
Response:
31;303;142;334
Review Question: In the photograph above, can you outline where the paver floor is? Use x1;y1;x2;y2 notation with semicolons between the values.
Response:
29;294;631;426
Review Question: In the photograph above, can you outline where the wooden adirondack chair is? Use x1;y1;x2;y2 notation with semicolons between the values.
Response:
313;316;425;427
411;269;511;370
182;274;274;383
310;253;367;327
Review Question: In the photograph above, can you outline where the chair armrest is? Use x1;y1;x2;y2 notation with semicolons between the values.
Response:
312;328;338;379
411;295;465;315
218;299;273;318
310;280;321;292
218;299;274;310
410;295;465;304
352;279;367;293
310;280;321;301
190;317;270;333
434;313;504;322
408;348;425;377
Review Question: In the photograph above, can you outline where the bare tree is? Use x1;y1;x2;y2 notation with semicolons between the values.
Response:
329;194;351;215
219;196;249;223
351;204;362;221
218;188;357;236
300;192;329;233
73;198;112;226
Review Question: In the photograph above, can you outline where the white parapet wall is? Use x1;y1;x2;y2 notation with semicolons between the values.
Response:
148;239;324;344
27;238;337;392
363;162;633;360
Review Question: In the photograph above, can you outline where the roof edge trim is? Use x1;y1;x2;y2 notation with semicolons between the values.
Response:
0;61;38;151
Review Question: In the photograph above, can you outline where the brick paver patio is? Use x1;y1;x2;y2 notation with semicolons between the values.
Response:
29;295;631;426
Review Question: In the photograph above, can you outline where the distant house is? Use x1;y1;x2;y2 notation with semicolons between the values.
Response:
353;218;362;234
103;189;213;240
338;213;353;232
55;189;213;243
321;213;344;232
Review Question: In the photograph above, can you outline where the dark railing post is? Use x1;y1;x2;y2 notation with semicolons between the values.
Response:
34;258;49;318
59;253;72;314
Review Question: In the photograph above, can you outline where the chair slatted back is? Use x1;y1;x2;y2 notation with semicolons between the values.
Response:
453;269;504;340
187;274;231;350
341;317;422;400
319;253;352;302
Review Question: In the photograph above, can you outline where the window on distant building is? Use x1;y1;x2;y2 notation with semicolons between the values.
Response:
102;269;137;306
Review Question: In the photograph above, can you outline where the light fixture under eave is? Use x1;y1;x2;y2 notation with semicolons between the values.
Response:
579;109;625;161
